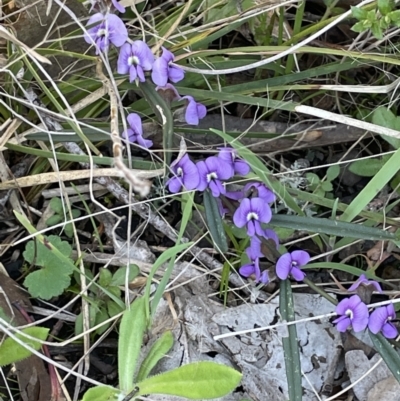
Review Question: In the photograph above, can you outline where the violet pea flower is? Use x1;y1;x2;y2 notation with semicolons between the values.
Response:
84;13;128;54
89;0;125;13
333;295;369;333
239;255;268;285
348;274;382;293
117;41;154;83
218;147;251;176
166;154;199;193
196;157;234;197
368;304;398;339
111;0;126;12
244;182;276;203
276;250;309;281
233;197;272;237
181;96;207;125
152;47;185;86
122;113;153;149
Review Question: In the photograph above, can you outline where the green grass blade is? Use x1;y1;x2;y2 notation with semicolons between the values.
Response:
279;279;302;401
150;193;195;316
341;146;400;222
270;215;396;240
204;189;228;253
369;331;400;383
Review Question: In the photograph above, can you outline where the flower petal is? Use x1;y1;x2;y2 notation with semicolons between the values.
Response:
112;0;126;13
209;179;225;197
335;297;352;316
181;160;200;190
167;177;182;193
184;97;200;125
382;322;398;339
335;316;351;332
248;237;263;259
132;40;154;70
368;306;389;334
251;197;272;224
291;267;305;282
239;263;255;278
196;161;208;191
126;113;142;135
160;47;174;63
129;65;138;83
151;58;168;86
84;13;104;44
233;198;250;229
291;250;310;267
117;43;131;74
276;253;292;280
107;14;128;47
234;160;251;176
168;65;185;83
136;135;153;149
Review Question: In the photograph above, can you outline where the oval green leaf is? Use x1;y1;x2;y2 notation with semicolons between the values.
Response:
136;361;242;399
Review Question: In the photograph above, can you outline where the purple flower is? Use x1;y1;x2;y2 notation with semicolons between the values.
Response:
112;0;126;12
233;197;272;237
218;147;251;176
369;304;398;339
244;182;276;203
333;295;369;332
117;41;154;83
196;157;234;197
276;250;309;281
122;113;153;149
181;96;207;125
84;13;128;54
348;274;382;293
89;0;125;13
239;255;268;284
166;154;199;193
152;47;185;86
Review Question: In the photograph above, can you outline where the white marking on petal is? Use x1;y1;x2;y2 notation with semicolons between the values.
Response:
177;167;183;177
247;212;259;221
128;56;140;66
207;172;218;183
345;309;354;319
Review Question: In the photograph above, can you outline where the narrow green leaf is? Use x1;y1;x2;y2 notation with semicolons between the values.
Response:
304;262;386;285
151;193;194;319
0;327;49;366
203;189;228;253
81;386;120;401
210;129;303;215
119;297;147;393
143;242;193;321
136;331;174;383
279;280;302;401
270;214;395;240
341;146;400;222
369;331;400;383
136;361;242;399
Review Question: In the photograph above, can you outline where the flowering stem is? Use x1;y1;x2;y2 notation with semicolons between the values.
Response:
303;277;338;305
